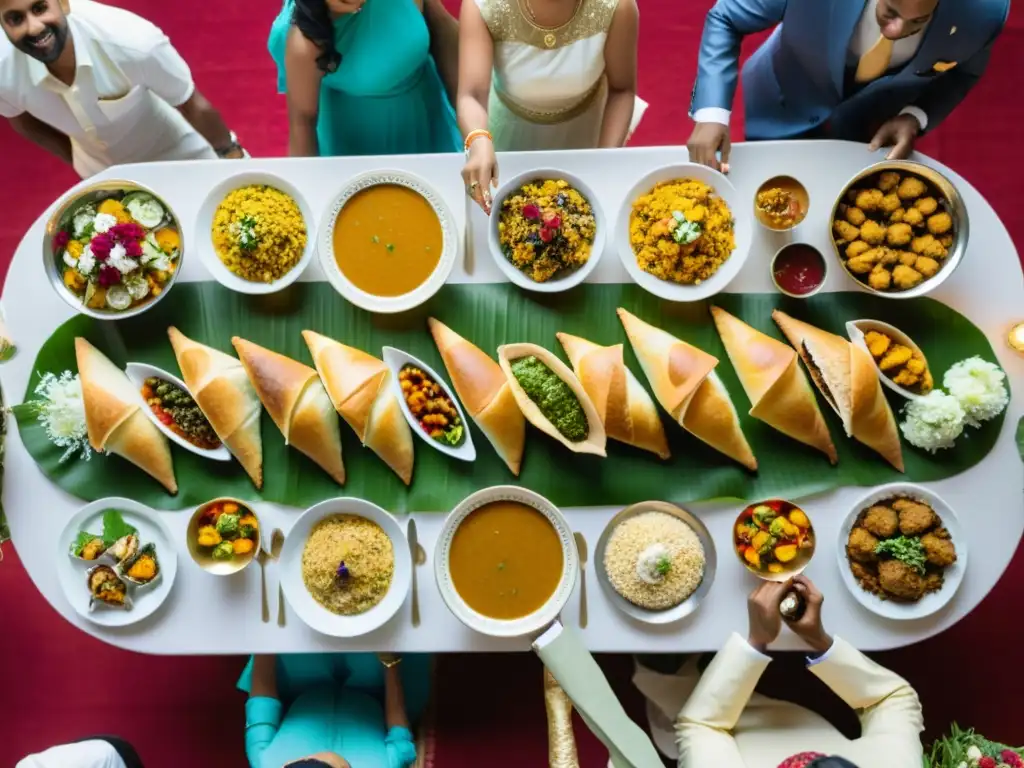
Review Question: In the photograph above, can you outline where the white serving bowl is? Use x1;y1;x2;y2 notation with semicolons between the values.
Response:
488;169;606;293
845;319;932;401
615;164;751;302
837;483;967;621
434;486;578;638
381;346;476;462
279;497;412;638
124;362;232;462
317;170;458;314
195;171;315;294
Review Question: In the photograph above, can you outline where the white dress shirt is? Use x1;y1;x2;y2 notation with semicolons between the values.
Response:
0;0;215;177
693;0;931;130
16;740;127;768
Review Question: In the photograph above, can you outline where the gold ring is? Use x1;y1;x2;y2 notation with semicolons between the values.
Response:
467;181;479;195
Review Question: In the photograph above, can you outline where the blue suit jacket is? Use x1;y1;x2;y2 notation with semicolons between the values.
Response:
691;0;1009;140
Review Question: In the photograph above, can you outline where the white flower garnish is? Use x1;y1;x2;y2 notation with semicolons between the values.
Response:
32;371;92;463
107;243;138;274
72;208;95;238
77;245;96;276
93;212;118;234
62;252;77;268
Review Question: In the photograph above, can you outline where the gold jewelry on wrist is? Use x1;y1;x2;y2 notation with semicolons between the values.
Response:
380;654;403;668
463;129;492;153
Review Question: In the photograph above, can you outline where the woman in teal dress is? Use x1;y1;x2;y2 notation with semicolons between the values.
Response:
268;0;461;156
240;652;432;768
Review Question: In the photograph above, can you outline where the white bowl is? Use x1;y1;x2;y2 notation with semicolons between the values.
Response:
488;169;606;293
434;486;578;638
381;346;476;462
279;497;412;638
317;170;458;314
845;320;932;401
195;171;315;294
124;362;232;462
615;164;751;302
837;483;967;621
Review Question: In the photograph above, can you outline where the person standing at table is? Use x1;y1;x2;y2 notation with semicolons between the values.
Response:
457;0;643;213
17;737;143;768
631;576;925;767
686;0;1009;170
0;0;245;178
268;0;461;157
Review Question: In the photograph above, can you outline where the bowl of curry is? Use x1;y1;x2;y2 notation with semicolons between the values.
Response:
434;486;578;638
318;171;459;314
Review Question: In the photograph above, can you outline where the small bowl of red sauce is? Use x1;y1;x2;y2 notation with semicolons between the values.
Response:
771;243;827;298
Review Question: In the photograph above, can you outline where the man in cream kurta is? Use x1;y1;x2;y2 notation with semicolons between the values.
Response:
634;576;925;768
0;0;244;177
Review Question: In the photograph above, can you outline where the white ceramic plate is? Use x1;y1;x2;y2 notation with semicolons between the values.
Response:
488;169;606;293
434;486;578;638
124;362;232;461
615;164;751;302
57;497;178;627
594;501;716;625
845;320;930;401
836;483;967;621
195;171;315;294
382;346;476;462
317;170;458;314
279;498;412;638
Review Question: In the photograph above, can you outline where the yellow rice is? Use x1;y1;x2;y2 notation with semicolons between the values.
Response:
301;514;394;616
629;179;735;285
212;184;306;283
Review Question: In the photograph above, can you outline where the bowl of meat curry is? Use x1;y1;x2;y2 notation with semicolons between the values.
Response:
829;161;967;299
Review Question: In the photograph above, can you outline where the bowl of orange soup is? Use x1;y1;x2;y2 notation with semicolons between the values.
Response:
435;486;578;638
318;171;459;314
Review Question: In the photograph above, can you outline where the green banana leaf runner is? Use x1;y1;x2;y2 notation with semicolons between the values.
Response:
12;283;1007;512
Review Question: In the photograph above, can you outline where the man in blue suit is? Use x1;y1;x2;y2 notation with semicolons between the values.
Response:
687;0;1009;169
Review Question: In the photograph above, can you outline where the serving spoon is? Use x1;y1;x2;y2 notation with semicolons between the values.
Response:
574;532;588;629
271;529;285;626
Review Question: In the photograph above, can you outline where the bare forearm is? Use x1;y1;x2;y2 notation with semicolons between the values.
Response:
598;88;635;147
249;655;278;700
288;117;319;157
384;666;409;729
177;91;233;151
456;92;489;138
9;114;73;165
425;0;460;104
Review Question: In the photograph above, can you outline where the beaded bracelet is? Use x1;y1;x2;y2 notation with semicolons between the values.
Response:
463;129;493;153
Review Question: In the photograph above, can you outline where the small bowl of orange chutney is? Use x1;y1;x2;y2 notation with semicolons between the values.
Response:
435;486;578;638
318;171;459;314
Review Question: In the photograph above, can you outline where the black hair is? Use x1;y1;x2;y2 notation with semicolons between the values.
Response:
808;759;859;768
292;0;341;74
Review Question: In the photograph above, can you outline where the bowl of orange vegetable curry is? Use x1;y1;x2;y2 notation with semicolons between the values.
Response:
186;497;261;576
733;499;815;581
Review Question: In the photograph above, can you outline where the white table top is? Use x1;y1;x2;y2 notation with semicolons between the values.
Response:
3;142;1022;654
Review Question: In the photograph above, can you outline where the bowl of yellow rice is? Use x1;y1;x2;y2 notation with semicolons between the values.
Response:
197;171;315;295
616;164;750;302
489;170;605;293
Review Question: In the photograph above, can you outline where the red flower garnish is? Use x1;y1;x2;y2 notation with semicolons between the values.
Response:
522;204;541;221
544;215;562;230
979;757;997;768
1001;751;1023;768
110;222;144;243
776;753;826;768
124;239;143;258
97;265;121;287
91;233;113;260
539;227;554;243
53;231;70;250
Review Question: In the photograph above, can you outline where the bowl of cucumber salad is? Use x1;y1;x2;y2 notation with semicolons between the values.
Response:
45;180;184;319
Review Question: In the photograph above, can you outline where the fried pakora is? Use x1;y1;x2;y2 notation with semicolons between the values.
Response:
868;264;892;290
915;256;940;278
855;188;884;211
921;532;957;567
902;207;925;226
847;526;880;563
910;234;947;259
880;193;902;214
878;171;901;192
886;222;913;246
846;206;867;226
897;250;918;266
834;219;860;242
879;559;926;601
889;207;905;223
914;196;938;215
894;499;936;535
927;212;952;235
863;330;891;358
863;505;899;538
897;176;927;200
892;264;923;289
860;219;887;245
879;344;913;371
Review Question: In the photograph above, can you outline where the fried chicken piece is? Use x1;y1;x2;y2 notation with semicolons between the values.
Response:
897;176;927;200
877;171;901;193
863;505;899;538
855;188;884;211
924;571;945;594
921;532;957;567
915;256;940;277
889;207;905;223
847;526;880;563
893;499;936;535
893;264;924;290
880;248;900;265
914;196;938;215
860;219;887;245
863;330;892;358
910;234;947;259
903;208;925;227
868;264;892;290
886;222;913;246
927;212;952;235
905;356;926;375
846;206;867;226
848;249;884;274
834;220;861;242
879;344;913;371
879;559;926;601
880;193;902;214
892;368;921;388
896;250;918;267
850;560;881;594
845;240;870;260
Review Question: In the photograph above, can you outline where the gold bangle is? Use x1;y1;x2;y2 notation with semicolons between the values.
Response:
463;129;492;153
380;655;403;668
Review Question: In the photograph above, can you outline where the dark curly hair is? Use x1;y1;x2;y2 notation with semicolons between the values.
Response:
292;0;341;74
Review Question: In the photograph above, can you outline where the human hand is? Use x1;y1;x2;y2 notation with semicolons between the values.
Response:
783;575;832;653
747;580;791;652
687;122;731;173
461;138;498;214
868;114;920;160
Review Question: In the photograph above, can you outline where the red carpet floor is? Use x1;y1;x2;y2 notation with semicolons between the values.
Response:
1;1;1022;766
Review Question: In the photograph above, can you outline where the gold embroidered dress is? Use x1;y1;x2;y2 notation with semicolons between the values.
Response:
477;0;647;149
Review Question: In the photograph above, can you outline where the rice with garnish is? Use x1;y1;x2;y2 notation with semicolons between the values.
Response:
604;511;705;610
301;514;394;615
212;184;306;283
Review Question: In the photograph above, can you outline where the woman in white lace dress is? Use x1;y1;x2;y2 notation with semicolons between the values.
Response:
458;0;642;212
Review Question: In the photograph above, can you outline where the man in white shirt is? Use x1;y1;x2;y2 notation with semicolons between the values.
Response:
0;0;246;177
686;0;1009;170
17;737;138;768
632;576;926;768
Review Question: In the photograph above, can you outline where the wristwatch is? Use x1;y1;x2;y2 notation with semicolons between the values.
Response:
215;131;243;159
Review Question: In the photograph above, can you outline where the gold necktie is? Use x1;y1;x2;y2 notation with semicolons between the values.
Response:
855;34;895;82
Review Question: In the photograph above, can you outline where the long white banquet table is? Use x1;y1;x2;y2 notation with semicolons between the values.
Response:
3;142;1022;654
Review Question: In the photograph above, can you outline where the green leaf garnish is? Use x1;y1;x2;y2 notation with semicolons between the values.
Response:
71;530;101;555
655;555;672;576
101;509;137;548
371;235;380;244
385;243;395;253
875;535;928;575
